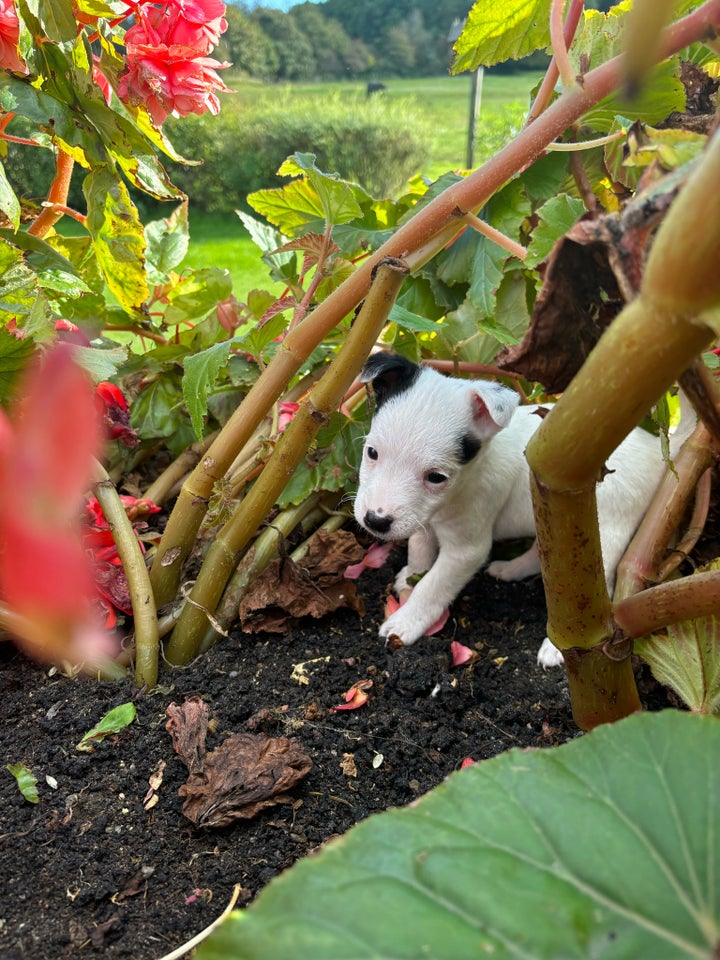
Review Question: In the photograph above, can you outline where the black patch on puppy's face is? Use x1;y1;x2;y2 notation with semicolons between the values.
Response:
360;352;421;409
458;433;482;464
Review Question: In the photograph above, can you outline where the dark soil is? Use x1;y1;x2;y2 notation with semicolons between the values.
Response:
0;550;673;959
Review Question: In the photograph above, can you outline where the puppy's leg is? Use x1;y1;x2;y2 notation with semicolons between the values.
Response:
380;532;492;646
394;528;438;595
486;541;541;581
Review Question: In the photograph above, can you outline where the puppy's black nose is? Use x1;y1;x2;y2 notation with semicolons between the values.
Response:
363;510;393;535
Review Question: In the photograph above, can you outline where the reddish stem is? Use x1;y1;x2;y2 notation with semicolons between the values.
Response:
27;150;75;238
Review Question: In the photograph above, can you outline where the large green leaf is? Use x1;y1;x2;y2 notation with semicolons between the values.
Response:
249;153;362;234
145;202;191;283
452;0;552;72
183;340;233;440
83;166;150;314
198;711;720;960
526;193;587;266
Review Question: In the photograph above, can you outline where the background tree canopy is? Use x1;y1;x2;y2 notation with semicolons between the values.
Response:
220;1;615;81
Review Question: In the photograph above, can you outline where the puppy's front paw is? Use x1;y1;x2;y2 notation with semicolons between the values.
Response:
537;636;564;668
379;605;426;647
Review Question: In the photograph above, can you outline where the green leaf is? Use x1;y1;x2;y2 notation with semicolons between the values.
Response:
452;0;552;72
526;193;587;266
198;711;720;960
31;0;78;43
0;228;91;297
72;344;128;383
145;202;190;283
0;239;39;320
130;374;187;440
183;340;233;440
76;702;136;752
164;267;232;326
388;304;445;334
83;166;150;314
582;59;686;133
0;161;20;230
636;610;720;715
249;154;362;234
277;415;366;508
236;313;288;362
7;762;39;804
0;326;34;400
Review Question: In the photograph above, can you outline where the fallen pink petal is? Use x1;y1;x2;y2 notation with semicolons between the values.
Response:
450;641;477;667
329;679;373;713
344;541;393;579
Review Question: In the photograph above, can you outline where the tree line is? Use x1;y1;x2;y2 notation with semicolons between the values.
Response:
220;1;615;83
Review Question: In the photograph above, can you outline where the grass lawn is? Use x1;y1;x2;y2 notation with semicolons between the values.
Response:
183;71;542;300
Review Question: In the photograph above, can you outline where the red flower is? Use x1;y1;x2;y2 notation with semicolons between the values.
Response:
119;45;230;126
0;0;26;74
83;495;161;618
126;0;228;56
96;381;140;447
0;346;113;667
277;401;299;433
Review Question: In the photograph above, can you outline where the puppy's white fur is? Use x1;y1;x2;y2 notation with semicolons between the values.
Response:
354;353;690;667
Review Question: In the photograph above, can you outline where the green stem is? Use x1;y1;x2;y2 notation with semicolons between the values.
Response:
92;462;159;687
164;259;409;665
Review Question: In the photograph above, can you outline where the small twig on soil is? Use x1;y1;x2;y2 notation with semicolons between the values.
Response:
154;882;243;960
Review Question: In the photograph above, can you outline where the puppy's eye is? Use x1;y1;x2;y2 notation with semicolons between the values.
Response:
367;446;378;461
426;471;448;485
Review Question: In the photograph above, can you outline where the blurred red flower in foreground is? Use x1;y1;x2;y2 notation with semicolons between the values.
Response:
0;346;114;667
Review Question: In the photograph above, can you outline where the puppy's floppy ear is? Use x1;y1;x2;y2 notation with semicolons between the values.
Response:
360;352;420;408
469;381;520;439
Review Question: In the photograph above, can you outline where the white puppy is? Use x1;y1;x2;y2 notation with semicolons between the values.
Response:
354;352;690;667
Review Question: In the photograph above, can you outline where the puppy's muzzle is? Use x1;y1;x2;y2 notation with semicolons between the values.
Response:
362;510;394;536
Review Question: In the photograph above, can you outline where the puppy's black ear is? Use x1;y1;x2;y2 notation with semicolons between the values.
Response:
360;353;420;408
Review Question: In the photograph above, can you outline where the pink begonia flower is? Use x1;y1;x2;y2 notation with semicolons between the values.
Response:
344;541;393;580
118;45;230;126
0;0;26;74
277;401;299;433
126;0;228;56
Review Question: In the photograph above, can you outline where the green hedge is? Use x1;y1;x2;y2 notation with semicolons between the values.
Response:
2;92;433;217
164;92;434;211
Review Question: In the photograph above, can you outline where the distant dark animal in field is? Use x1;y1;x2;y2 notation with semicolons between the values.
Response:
366;81;387;97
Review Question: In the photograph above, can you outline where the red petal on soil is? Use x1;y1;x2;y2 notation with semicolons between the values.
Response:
450;640;478;667
460;757;476;768
329;678;373;712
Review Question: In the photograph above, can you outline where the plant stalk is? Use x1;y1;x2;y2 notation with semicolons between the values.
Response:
93;463;159;687
164;259;409;664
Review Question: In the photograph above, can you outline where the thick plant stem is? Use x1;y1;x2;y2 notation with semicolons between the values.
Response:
149;0;720;609
164;260;409;665
615;423;714;600
614;569;720;637
27;149;74;238
526;131;720;729
93;464;159;687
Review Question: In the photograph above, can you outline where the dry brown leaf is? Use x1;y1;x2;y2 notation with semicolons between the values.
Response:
498;172;684;393
165;697;210;773
340;753;358;778
178;733;313;828
239;529;366;633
